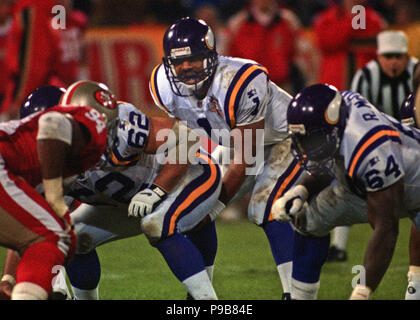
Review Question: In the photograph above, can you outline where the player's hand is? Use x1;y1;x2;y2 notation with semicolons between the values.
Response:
0;276;15;300
272;185;308;222
128;184;167;218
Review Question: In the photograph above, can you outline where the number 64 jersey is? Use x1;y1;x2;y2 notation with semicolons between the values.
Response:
67;102;162;206
303;91;420;236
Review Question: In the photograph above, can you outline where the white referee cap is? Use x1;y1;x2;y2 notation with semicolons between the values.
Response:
377;30;408;55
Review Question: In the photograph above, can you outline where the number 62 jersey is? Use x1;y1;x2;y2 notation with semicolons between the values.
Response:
67;102;162;206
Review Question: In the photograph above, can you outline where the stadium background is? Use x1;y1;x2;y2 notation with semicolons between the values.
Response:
0;0;419;300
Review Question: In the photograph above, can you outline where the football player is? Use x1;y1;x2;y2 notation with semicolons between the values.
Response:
149;17;321;299
63;95;223;300
273;84;420;299
0;80;112;299
3;81;223;300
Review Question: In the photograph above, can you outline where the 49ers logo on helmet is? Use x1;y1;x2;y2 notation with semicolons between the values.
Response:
94;90;117;109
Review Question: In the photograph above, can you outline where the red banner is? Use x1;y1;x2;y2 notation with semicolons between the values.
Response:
84;25;167;117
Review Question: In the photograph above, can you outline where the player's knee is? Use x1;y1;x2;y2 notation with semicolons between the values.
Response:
247;198;263;225
141;215;163;245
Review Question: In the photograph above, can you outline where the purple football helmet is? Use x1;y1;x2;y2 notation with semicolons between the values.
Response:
162;17;218;97
19;85;66;119
400;93;417;128
287;84;348;175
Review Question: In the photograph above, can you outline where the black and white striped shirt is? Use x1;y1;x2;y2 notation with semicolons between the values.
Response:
350;57;419;120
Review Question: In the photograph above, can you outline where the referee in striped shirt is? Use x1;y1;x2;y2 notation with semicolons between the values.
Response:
351;30;419;120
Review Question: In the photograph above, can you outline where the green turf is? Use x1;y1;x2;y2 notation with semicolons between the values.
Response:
0;217;413;300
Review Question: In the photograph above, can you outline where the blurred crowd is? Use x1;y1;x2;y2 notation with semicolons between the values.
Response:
1;0;420;120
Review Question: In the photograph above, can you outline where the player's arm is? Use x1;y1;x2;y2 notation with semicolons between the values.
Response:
37;112;89;218
350;179;403;299
219;119;264;204
128;117;201;218
144;117;194;193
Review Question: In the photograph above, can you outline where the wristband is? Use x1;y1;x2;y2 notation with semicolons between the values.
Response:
150;184;167;199
1;274;16;286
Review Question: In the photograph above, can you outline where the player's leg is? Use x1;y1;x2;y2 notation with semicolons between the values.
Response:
141;153;222;299
406;222;420;300
327;226;349;262
0;166;75;300
185;218;218;282
249;141;303;299
64;203;143;299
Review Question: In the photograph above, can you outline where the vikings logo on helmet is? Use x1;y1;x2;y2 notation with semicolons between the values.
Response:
287;84;348;175
400;93;417;128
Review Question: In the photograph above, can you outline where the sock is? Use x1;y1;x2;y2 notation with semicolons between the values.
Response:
182;270;217;300
51;266;71;297
156;233;217;299
263;220;294;293
292;232;330;299
185;220;217;269
16;241;66;295
406;266;420;300
12;282;48;300
332;226;350;250
71;286;99;300
66;250;101;300
156;233;206;282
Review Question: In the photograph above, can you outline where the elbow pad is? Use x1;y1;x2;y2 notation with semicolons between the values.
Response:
37;112;73;145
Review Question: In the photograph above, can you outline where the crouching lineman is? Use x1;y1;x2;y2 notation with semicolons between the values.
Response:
272;84;420;299
60;80;223;300
3;81;223;300
0;82;111;299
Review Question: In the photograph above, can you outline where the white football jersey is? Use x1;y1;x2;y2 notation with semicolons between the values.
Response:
149;56;292;146
339;91;420;213
68;102;162;205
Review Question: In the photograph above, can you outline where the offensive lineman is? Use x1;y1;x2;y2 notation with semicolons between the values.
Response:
273;84;420;299
1;81;223;300
149;17;321;299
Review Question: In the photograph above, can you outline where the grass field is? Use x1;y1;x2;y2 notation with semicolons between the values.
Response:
0;217;412;300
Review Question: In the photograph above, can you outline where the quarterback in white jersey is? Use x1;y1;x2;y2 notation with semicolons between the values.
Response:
149;17;305;299
273;84;420;299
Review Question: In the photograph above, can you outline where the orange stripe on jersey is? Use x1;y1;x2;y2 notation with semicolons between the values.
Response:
150;64;170;113
348;130;400;178
107;148;140;166
168;152;218;235
227;65;268;128
268;162;301;221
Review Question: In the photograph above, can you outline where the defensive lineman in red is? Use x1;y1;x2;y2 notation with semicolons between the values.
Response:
0;80;114;299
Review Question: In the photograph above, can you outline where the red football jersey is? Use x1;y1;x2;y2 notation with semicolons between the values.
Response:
0;0;87;115
0;105;107;186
